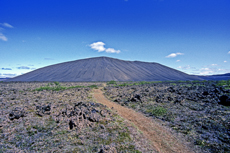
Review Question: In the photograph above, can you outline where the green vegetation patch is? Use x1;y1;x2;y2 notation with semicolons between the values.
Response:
107;80;117;85
34;82;98;91
217;80;230;86
34;85;67;91
87;84;98;88
116;81;162;87
146;106;167;116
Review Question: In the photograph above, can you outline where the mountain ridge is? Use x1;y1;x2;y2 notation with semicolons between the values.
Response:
7;56;202;82
199;73;230;80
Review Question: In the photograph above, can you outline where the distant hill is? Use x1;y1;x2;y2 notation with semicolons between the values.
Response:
199;73;230;80
7;57;202;82
0;78;9;81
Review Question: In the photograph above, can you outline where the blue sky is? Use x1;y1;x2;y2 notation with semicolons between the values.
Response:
0;0;230;78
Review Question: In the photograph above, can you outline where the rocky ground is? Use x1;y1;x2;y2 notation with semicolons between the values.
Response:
104;81;230;153
0;82;153;153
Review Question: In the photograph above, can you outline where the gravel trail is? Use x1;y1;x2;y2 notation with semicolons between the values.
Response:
93;88;194;153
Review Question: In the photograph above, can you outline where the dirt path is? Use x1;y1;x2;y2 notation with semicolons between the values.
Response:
93;88;194;153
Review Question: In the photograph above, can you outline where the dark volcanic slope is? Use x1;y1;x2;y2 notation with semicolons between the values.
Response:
199;73;230;80
8;57;201;81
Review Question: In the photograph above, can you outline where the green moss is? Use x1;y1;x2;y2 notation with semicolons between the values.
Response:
114;81;163;87
118;131;131;142
216;80;230;87
34;85;67;91
117;145;142;153
146;106;167;116
68;85;85;89
87;85;98;88
130;104;137;109
56;130;68;135
27;130;37;136
32;125;46;132
107;80;117;85
53;81;60;86
34;82;98;91
195;139;206;146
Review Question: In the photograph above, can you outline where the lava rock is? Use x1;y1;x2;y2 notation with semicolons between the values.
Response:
43;104;51;112
130;97;138;102
203;91;209;96
155;96;162;103
69;120;76;130
114;98;121;102
167;87;175;92
9;107;25;120
134;94;141;101
219;95;230;106
168;96;173;101
88;113;101;122
36;104;51;116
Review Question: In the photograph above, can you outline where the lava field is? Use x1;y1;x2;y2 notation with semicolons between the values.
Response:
1;81;230;153
104;81;230;153
0;82;154;153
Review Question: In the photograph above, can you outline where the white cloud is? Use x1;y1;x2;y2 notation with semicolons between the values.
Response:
198;67;230;75
105;48;120;53
44;58;54;60
89;41;120;53
0;73;17;78
224;61;227;63
90;42;106;52
190;64;230;75
0;33;7;41
0;23;13;41
199;71;213;75
1;68;12;70
176;60;181;62
201;68;210;71
166;52;184;58
0;23;13;28
228;51;230;54
178;65;191;70
199;68;213;75
17;66;30;69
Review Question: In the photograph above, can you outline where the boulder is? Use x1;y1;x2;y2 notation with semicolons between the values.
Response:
88;113;101;122
134;94;142;101
9;107;25;120
69;120;76;130
219;95;230;106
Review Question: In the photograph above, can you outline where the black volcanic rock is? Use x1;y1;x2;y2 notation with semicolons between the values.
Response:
7;57;201;82
219;95;230;106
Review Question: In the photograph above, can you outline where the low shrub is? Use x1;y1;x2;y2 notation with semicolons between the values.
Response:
34;82;98;91
87;85;98;88
146;106;167;116
107;80;117;85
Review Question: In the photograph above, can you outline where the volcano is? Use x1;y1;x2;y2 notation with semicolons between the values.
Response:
7;57;201;82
